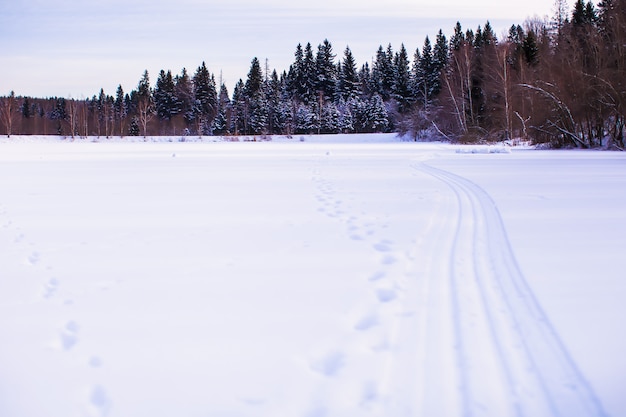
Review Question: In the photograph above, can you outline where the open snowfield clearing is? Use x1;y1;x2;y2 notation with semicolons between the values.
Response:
1;134;625;417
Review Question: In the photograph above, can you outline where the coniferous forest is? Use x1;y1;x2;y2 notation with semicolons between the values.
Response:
1;0;624;148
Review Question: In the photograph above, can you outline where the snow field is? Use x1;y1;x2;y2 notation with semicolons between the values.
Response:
0;136;625;417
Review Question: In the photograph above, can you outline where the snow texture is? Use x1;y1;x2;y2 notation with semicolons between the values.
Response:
0;134;624;417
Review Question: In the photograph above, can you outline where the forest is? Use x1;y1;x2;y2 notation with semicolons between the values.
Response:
1;0;624;148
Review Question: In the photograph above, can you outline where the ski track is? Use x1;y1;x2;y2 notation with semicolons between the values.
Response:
416;161;608;417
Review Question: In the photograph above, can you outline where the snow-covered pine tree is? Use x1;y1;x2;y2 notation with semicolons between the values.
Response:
295;103;317;134
300;43;317;103
315;39;337;102
244;57;268;134
154;70;179;123
367;93;389;132
359;62;375;99
432;29;449;96
348;97;368;132
337;99;354;133
193;62;218;135
136;70;154;137
339;47;360;100
175;68;195;128
114;85;126;137
212;83;231;135
392;44;413;113
319;101;340;133
230;79;247;135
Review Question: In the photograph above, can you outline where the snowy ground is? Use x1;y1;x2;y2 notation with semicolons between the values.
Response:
0;134;624;417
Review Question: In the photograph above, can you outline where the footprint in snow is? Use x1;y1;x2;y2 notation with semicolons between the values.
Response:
380;254;397;265
369;271;386;282
361;381;379;405
89;356;103;368
310;351;345;377
27;251;40;265
85;384;112;417
373;240;393;252
43;278;59;299
354;313;379;331
376;288;397;303
60;321;79;351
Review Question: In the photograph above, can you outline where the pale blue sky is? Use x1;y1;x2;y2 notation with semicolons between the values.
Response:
0;0;555;98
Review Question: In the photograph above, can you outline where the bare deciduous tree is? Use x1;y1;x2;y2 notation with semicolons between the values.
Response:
0;91;16;137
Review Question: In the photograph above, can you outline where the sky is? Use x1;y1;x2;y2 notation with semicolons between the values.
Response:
0;0;557;98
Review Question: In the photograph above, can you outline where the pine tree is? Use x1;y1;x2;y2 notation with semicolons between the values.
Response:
286;43;304;100
212;83;230;135
231;79;247;134
300;43;317;103
129;116;140;136
393;44;413;112
431;29;448;96
450;22;465;51
367;93;389;132
114;85;126;136
154;69;178;122
359;62;375;98
136;70;154;137
265;70;282;134
295;103;317;133
372;45;395;99
414;37;436;108
193;62;218;135
21;96;31;119
522;30;540;66
337;99;354;133
243;57;268;134
175;68;195;126
315;39;337;101
244;57;264;99
320;101;341;133
339;46;360;100
348;97;368;133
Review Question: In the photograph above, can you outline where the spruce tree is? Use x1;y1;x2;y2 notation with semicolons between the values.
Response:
154;70;178;121
339;46;360;100
432;29;448;96
368;93;389;132
392;44;413;112
287;43;304;100
193;62;218;135
231;79;247;134
136;70;153;137
243;57;268;134
522;30;540;66
175;68;195;126
114;85;126;136
315;39;337;101
414;37;435;108
300;43;317;103
372;45;394;99
21;97;31;119
244;57;263;99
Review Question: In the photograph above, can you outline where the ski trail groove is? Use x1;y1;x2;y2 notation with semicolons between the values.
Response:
415;162;607;417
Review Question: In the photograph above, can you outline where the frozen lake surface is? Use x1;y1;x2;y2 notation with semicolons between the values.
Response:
1;134;624;417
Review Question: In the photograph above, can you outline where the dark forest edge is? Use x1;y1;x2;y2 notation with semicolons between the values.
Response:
1;0;624;149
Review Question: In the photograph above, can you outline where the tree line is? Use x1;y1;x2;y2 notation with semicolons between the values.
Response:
1;0;624;148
